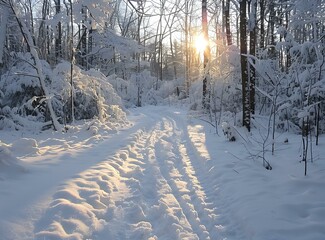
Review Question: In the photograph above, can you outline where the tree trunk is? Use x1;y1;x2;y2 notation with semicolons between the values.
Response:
285;8;291;70
249;0;257;115
169;35;177;80
267;1;276;58
316;104;320;145
259;0;265;49
185;1;190;96
27;0;35;45
54;0;62;62
240;0;250;131
136;1;143;106
80;5;88;68
225;0;232;46
68;0;75;123
202;0;210;110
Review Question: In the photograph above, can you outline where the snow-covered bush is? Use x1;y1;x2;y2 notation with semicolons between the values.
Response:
221;122;236;141
144;80;183;106
0;54;125;130
282;40;325;134
54;63;124;123
144;88;159;105
188;45;242;115
158;80;184;99
188;80;203;110
107;70;154;107
0;53;52;122
109;68;186;108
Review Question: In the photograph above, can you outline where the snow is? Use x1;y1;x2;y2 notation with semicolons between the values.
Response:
0;143;27;180
0;106;325;240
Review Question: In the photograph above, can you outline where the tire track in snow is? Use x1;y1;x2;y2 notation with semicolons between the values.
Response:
112;122;198;239
113;112;220;239
140;122;198;239
167;111;235;240
33;107;226;240
99;118;204;239
153;116;220;240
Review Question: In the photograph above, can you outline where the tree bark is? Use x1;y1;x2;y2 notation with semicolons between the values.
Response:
249;0;257;115
225;0;232;46
267;1;276;58
240;0;250;131
185;1;190;96
202;0;210;110
68;0;75;123
54;0;62;62
259;0;265;49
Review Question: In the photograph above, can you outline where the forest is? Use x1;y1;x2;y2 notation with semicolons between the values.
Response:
1;1;325;239
0;0;324;142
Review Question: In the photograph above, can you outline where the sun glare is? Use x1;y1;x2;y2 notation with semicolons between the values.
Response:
194;34;208;54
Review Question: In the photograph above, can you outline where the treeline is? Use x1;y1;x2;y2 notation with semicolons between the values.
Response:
0;0;324;138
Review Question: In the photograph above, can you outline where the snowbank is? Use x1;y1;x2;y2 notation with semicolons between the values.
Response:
191;115;325;240
11;138;39;157
0;142;26;180
0;55;126;131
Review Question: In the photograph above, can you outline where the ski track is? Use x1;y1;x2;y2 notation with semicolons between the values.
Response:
4;107;232;240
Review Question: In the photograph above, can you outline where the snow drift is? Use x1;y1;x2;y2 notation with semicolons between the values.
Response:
0;142;26;180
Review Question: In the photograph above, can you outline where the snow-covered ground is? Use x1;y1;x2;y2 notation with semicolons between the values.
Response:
0;106;325;240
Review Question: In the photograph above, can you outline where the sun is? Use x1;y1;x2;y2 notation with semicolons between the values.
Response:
194;34;208;54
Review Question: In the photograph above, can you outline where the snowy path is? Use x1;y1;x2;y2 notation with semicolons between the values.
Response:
0;106;229;240
2;106;325;240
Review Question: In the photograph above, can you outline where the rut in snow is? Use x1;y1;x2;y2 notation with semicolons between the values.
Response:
34;109;225;240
